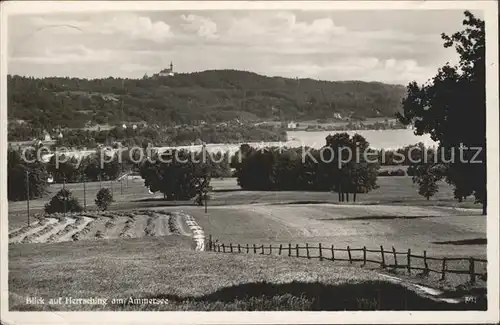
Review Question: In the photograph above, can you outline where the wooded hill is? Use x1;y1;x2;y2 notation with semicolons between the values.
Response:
8;70;406;130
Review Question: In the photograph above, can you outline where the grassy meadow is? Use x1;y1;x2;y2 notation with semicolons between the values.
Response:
8;176;481;230
8;236;486;311
7;175;488;311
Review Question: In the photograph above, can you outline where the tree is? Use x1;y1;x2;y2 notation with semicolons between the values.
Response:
323;133;380;202
95;188;113;211
7;147;48;201
396;11;486;214
44;189;83;214
139;149;213;200
47;154;81;183
409;163;443;200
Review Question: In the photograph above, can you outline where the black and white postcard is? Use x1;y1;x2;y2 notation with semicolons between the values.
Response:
1;1;498;324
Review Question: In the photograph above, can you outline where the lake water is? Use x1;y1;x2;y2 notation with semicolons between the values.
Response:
155;129;438;155
287;130;438;150
40;129;438;162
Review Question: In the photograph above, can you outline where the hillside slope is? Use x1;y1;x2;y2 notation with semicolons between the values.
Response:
8;70;407;129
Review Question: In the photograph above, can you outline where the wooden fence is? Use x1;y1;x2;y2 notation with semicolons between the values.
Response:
207;236;487;284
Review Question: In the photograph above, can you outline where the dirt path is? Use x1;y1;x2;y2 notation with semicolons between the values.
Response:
378;273;461;304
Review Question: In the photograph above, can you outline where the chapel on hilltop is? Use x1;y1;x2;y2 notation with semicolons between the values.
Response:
156;62;175;77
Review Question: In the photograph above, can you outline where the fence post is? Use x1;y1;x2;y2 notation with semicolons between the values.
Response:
424;250;429;273
279;244;282;255
306;243;310;259
347;246;352;264
253;244;257;254
269;244;272;255
222;244;225;253
441;258;447;280
407;249;411;274
209;235;212;251
296;244;299;257
238;244;241;253
331;245;335;261
363;246;367;266
261;245;264;255
392;246;397;267
319;243;323;261
230;243;233;253
380;245;385;268
469;257;476;284
217;244;221;252
288;243;291;257
246;244;249;253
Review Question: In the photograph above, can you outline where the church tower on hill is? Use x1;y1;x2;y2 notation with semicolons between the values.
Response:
157;61;175;77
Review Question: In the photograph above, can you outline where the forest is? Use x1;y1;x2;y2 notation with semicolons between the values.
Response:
8;70;406;133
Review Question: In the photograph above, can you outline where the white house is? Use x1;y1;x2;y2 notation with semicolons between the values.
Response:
287;121;298;129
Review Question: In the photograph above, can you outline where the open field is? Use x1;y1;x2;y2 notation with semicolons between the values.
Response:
8;236;486;311
154;204;486;258
8;210;198;247
7;176;487;311
8;176;481;230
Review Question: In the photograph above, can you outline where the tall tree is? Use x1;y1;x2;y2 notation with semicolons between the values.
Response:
139;149;212;201
323;133;379;202
7;148;48;201
397;11;486;214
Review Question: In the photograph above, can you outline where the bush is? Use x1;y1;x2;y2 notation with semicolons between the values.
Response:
95;188;113;211
44;189;83;214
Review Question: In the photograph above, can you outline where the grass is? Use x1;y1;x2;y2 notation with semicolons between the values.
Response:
153;203;486;259
8;236;485;311
7;176;488;311
8;176;481;230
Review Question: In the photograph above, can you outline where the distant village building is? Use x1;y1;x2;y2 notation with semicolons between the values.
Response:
333;113;342;120
155;62;175;77
57;132;63;139
43;131;52;142
287;121;298;129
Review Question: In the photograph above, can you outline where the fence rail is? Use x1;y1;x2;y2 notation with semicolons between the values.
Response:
207;236;487;284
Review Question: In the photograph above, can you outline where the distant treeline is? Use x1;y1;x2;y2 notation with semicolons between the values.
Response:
231;133;380;202
7;71;405;132
305;120;407;131
8;124;287;148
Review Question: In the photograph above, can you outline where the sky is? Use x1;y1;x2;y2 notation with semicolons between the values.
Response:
7;9;483;85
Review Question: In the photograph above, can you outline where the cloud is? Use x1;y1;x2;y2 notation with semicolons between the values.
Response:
27;14;173;42
180;14;218;39
276;12;346;36
7;10;466;83
101;14;173;43
271;57;433;84
11;45;113;64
